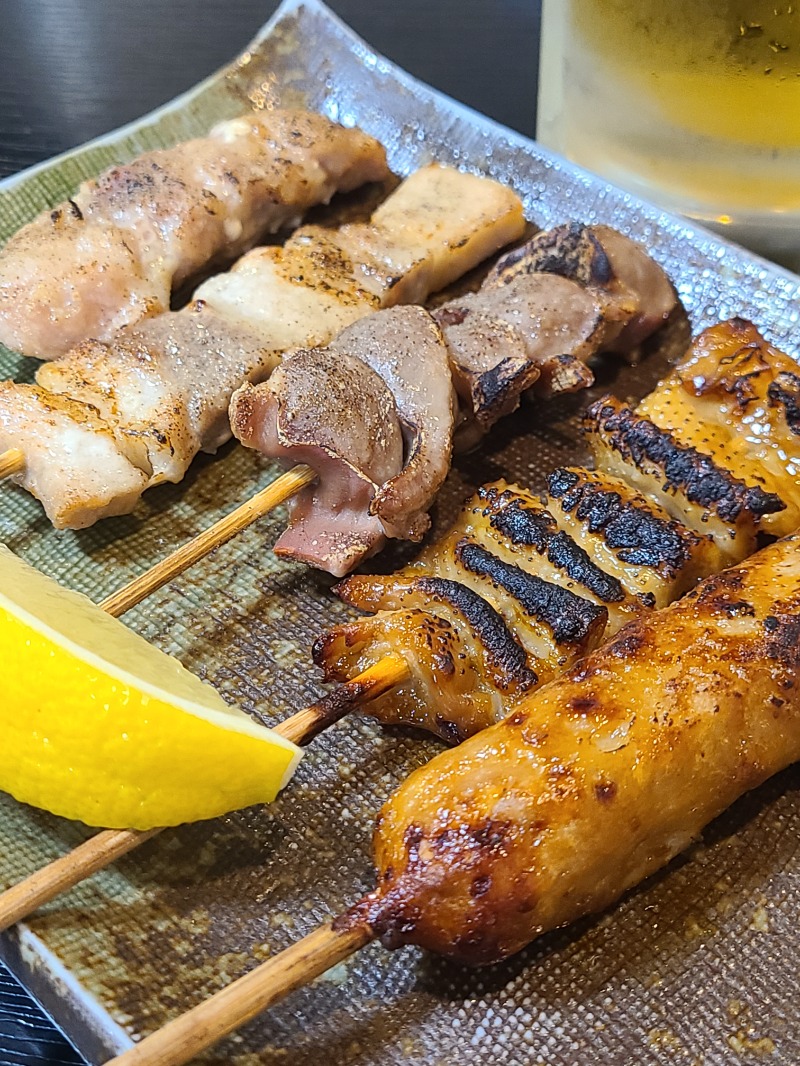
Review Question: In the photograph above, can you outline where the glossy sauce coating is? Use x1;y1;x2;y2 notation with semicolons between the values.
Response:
346;536;800;965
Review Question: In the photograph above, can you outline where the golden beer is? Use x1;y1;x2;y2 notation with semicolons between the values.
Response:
537;2;800;266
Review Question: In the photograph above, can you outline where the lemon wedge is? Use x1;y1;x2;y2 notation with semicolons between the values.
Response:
0;546;301;829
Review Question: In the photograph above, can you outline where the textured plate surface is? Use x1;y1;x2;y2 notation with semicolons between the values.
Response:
2;1;800;1062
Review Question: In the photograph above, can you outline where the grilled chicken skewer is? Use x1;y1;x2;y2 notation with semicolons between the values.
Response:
230;221;677;575
0;165;524;528
316;319;792;739
0;218;673;536
106;531;800;1066
0;319;785;939
0;111;389;360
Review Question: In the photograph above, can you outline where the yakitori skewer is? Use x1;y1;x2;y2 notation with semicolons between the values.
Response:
0;111;390;360
1;318;793;934
0;164;526;530
105;532;800;1066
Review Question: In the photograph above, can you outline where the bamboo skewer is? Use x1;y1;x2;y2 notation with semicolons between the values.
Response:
108;921;374;1066
0;653;409;933
0;447;23;479
99;463;316;617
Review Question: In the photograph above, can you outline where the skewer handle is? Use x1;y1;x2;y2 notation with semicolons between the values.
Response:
278;652;409;745
0;828;159;933
0;448;24;479
99;465;315;617
107;921;373;1065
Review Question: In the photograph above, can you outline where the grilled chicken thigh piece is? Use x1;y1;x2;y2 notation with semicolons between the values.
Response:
1;166;523;529
37;309;275;487
638;317;800;536
348;534;800;965
0;385;147;528
0;111;389;360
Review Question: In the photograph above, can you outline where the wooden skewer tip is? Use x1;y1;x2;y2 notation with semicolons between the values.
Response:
0;448;24;479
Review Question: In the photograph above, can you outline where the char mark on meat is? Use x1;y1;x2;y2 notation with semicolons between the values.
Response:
411;576;538;691
487;222;613;288
768;372;800;435
587;397;784;523
454;539;607;646
478;483;625;604
548;467;694;575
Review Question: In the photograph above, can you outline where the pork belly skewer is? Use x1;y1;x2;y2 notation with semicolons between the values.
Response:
0;320;784;934
106;531;800;1066
0;165;524;527
0;111;389;360
230;220;677;575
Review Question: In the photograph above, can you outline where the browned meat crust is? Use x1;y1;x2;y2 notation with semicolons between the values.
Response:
343;534;800;966
0;111;389;359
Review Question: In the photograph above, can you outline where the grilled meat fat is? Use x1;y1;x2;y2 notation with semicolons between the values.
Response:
0;111;389;360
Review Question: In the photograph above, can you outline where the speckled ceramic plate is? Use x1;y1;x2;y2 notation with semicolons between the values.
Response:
2;1;800;1063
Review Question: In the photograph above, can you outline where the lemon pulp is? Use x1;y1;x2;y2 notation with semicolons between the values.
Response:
0;546;301;829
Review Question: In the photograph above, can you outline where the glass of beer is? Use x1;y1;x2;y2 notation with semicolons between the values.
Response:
537;1;800;271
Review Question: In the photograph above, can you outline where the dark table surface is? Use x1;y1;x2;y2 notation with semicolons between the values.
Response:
0;1;540;1062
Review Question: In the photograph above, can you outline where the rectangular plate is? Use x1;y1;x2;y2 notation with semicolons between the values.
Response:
2;1;800;1062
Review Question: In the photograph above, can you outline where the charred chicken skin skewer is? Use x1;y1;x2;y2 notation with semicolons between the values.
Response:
0;165;524;528
230;221;678;575
0;111;389;360
106;532;800;1066
316;319;788;741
